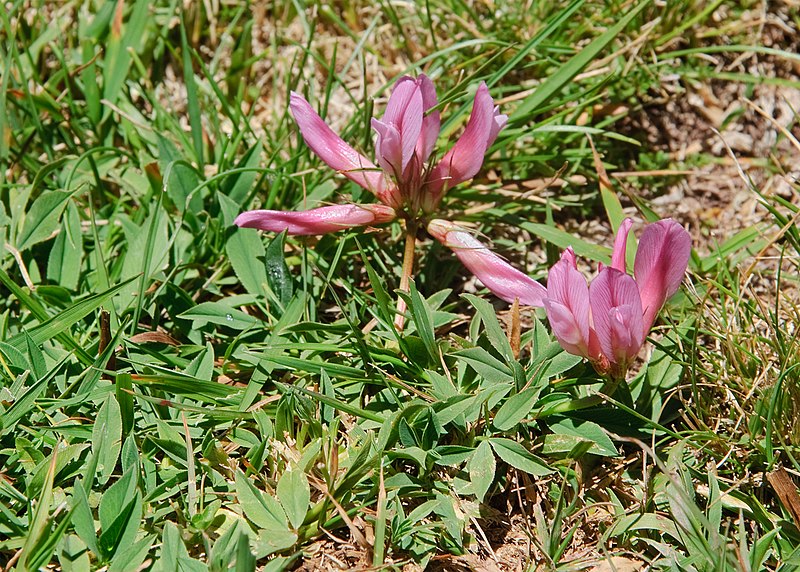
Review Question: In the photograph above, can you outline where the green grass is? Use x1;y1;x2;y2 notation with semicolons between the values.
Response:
1;1;800;570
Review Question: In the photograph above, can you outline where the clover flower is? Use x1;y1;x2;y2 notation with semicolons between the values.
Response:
542;219;691;378
235;75;541;326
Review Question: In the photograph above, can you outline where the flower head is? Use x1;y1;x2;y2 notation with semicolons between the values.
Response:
235;74;507;230
543;219;691;378
234;75;533;316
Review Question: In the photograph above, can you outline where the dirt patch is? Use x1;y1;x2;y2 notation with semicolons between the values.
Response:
616;3;800;255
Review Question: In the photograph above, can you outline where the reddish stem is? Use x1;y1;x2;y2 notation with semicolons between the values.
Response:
394;222;417;331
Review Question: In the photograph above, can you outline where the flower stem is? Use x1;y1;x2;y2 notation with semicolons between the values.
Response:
394;221;417;331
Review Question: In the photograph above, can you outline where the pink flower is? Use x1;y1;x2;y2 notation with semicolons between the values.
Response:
234;204;395;236
427;220;547;307
543;219;691;378
234;74;506;232
235;75;533;313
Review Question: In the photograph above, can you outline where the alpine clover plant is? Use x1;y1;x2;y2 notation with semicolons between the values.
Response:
235;74;545;327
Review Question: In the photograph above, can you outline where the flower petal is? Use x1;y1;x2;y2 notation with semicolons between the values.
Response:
398;87;424;174
544;248;592;357
234;204;396;236
633;219;691;331
416;74;440;164
425;83;504;208
379;77;424;175
381;77;417;126
544;300;589;358
371;119;403;174
611;218;633;272
290;92;389;198
487;106;507;148
589;267;645;368
428;219;546;306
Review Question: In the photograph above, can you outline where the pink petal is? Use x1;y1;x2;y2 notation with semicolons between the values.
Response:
371;119;403;174
543;248;591;357
289;92;389;198
378;78;424;174
416;74;441;164
633;219;691;331
487;106;508;148
398;88;424;174
608;305;644;361
425;83;503;207
234;204;396;236
428;219;546;306
589;267;645;368
381;77;417;126
544;300;590;358
611;218;633;272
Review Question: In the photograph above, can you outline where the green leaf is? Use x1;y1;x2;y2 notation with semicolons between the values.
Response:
276;469;310;530
224;139;264;205
24;332;46;380
116;374;135;439
468;440;496;503
509;0;651;121
0;342;31;372
209;522;253;570
220;192;268;297
29;443;88;497
265;231;294;306
279;383;384;423
463;294;514;362
179;302;261;330
255;529;298;559
107;536;153;572
98;469;138;534
46;201;82;290
489;437;553;476
93;394;123;485
493;385;542;431
102;0;149;111
234;471;289;531
180;16;204;167
1;358;69;437
70;484;99;557
5;276;137;354
435;393;480;427
518;222;610;263
360;244;394;329
155;522;208;572
433;445;475;467
16;190;72;251
158;135;202;213
539;351;583;380
20;445;58;569
184;342;215;381
99;491;142;559
600;185;626;234
486;0;586;88
453;347;514;384
606;513;680;541
58;534;91;572
547;417;618;457
407;280;437;363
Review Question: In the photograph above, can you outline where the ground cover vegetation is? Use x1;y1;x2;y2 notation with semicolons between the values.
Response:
1;0;799;570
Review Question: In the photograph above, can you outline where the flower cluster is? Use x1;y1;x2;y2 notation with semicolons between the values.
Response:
235;74;507;228
542;219;691;378
235;74;545;314
235;75;691;378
